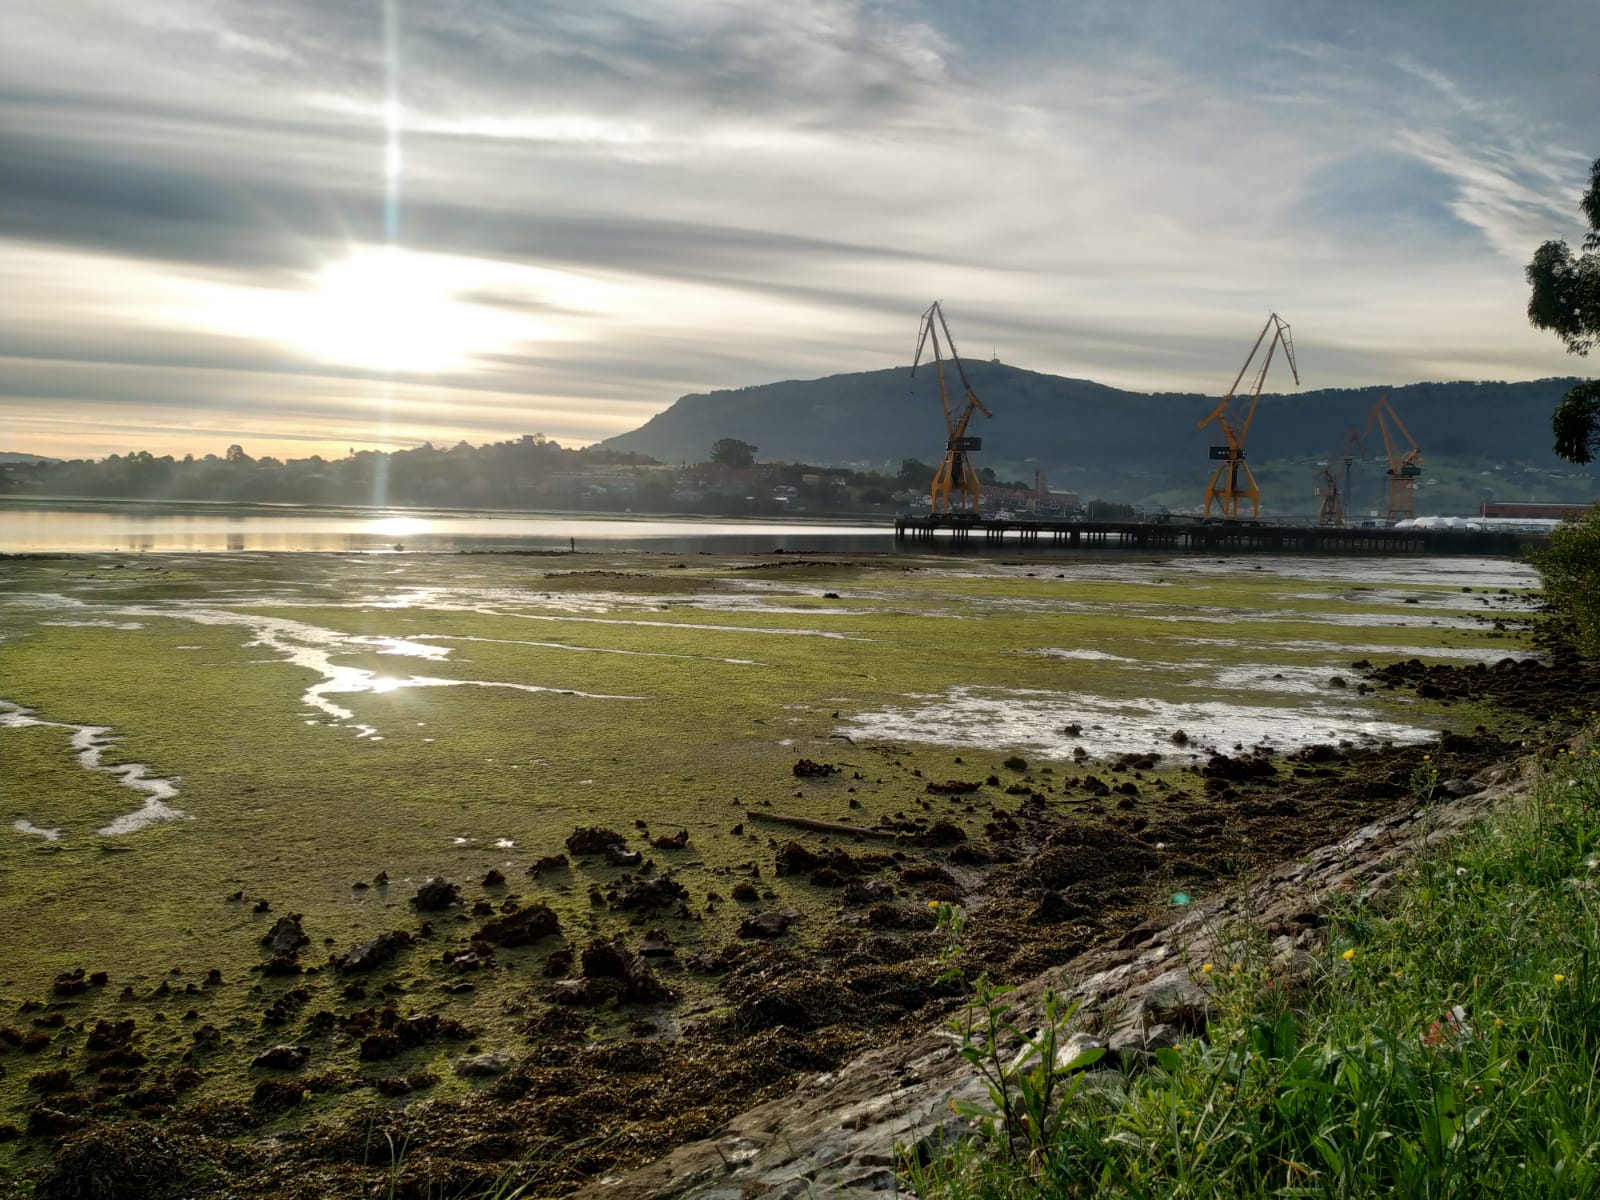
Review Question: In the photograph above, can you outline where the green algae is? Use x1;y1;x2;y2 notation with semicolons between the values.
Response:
0;550;1538;1156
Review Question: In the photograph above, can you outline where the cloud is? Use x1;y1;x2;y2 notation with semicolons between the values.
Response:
0;0;1594;459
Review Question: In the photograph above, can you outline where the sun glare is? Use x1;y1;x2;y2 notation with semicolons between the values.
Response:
366;516;430;536
289;250;523;373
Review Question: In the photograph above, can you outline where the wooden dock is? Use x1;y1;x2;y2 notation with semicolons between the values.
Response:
892;514;1533;556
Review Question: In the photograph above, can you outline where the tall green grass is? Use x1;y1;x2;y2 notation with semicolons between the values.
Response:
908;734;1600;1199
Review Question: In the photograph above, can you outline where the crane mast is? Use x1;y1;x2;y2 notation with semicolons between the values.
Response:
1315;425;1366;526
1198;313;1300;520
911;301;992;515
1362;397;1423;521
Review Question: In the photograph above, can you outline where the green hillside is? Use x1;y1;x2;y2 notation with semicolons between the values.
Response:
600;364;1597;517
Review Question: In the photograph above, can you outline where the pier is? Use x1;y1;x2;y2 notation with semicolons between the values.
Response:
892;513;1533;556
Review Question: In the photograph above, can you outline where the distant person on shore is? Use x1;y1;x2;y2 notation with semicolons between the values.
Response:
569;536;576;553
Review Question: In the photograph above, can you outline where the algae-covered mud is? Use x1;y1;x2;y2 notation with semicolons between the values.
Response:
0;550;1556;1195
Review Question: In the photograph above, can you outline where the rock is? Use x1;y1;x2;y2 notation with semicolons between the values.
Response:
51;970;87;997
336;931;413;973
619;876;689;911
358;1033;404;1061
251;1045;308;1071
580;938;631;980
1200;753;1275;782
604;844;643;867
250;1078;306;1113
925;780;980;796
529;853;570;874
32;1122;182;1200
565;827;626;855
410;878;462;911
1169;729;1189;746
482;869;506;887
918;821;967;846
577;938;673;1004
1328;675;1348;688
650;829;689;850
841;879;895;906
731;882;760;902
638;929;676;958
84;1020;136;1052
738;910;799;939
792;759;838;778
453;1052;511;1078
472;903;561;948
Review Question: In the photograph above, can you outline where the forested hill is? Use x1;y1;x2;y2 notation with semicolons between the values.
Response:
599;363;1594;510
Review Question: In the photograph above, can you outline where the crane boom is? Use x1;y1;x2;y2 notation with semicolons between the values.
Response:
1198;313;1301;520
1362;397;1423;521
911;301;992;515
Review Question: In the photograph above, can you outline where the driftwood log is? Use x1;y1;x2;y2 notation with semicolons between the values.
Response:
746;811;899;840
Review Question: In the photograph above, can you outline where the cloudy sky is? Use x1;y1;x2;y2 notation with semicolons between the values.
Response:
2;0;1595;460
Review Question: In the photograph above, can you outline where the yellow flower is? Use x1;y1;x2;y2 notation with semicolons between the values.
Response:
1201;963;1214;974
1422;754;1431;761
1495;1018;1504;1028
1342;948;1356;962
928;900;940;909
1555;973;1567;984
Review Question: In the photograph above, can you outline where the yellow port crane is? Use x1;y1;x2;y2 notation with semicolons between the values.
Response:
1363;397;1423;521
912;301;992;514
1198;313;1300;520
1315;425;1366;527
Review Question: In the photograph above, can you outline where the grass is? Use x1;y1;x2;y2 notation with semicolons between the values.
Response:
0;549;1538;1174
906;728;1600;1199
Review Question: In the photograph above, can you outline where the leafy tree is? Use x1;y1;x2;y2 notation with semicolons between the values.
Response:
709;438;757;468
1526;158;1600;463
897;457;933;489
1533;504;1600;657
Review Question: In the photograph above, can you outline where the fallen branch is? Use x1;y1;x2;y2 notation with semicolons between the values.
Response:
746;811;899;840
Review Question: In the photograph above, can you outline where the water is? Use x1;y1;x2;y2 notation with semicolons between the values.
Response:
0;499;897;554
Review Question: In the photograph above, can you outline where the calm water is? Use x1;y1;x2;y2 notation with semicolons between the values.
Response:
0;500;897;554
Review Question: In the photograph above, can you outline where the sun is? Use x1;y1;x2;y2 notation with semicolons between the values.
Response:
287;249;522;373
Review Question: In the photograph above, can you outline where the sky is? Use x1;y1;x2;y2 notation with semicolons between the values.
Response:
1;0;1596;461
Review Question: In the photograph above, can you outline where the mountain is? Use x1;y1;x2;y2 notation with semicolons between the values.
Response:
599;364;1596;514
0;451;61;464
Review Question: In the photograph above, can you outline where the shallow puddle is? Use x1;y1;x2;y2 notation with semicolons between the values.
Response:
0;700;187;837
842;684;1433;763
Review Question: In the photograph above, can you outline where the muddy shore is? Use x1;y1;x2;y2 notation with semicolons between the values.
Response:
5;626;1596;1200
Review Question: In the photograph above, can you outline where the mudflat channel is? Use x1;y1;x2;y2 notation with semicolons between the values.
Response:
0;550;1564;1196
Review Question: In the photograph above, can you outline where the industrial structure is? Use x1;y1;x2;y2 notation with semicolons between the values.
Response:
911;301;991;514
1314;425;1367;526
1363;397;1424;521
1198;313;1300;520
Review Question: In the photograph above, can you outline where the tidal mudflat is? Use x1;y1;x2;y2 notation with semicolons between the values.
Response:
0;549;1551;1194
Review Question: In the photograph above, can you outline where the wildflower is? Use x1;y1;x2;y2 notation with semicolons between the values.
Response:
1555;973;1567;984
1202;963;1214;974
928;900;940;910
1422;754;1431;761
1495;1018;1504;1029
1342;948;1356;962
1456;867;1468;877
